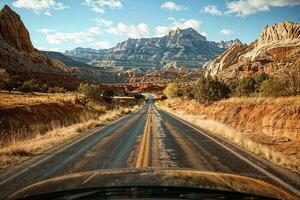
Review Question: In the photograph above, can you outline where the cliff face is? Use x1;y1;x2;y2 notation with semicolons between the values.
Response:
257;22;300;47
206;21;300;80
65;28;242;70
0;5;35;54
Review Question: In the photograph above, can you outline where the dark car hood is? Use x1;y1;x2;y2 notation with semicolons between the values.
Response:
7;168;295;199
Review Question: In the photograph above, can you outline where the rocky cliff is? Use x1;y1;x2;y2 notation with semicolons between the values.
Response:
0;5;35;55
0;5;70;75
206;21;300;80
65;28;242;70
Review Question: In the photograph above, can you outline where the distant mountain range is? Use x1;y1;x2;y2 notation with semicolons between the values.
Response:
64;28;242;70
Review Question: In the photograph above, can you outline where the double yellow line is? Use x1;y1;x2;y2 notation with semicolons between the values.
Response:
135;105;152;168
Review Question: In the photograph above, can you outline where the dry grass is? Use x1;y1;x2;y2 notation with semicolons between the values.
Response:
0;104;141;172
0;91;76;108
221;96;300;106
158;102;300;171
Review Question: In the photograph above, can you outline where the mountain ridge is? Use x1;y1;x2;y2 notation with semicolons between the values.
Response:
64;28;242;70
206;21;300;80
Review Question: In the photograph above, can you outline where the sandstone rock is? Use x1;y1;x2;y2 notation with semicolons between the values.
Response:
0;5;35;54
207;21;300;80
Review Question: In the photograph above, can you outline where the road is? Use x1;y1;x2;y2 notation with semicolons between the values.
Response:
0;103;300;199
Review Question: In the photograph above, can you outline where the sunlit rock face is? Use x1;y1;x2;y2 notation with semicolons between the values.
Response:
206;21;300;80
0;5;35;55
65;28;241;70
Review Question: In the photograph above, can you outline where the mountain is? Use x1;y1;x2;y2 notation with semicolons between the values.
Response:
0;5;128;86
0;5;70;75
40;51;94;68
64;28;242;70
206;21;300;80
217;39;242;49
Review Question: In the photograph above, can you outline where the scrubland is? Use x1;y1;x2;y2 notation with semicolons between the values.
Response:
158;97;300;171
0;91;142;172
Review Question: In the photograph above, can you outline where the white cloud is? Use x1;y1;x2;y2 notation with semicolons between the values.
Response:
201;32;208;37
201;5;222;16
94;18;113;27
37;28;57;34
41;26;102;44
82;0;123;13
220;29;234;35
161;1;188;11
226;0;300;17
154;26;169;37
106;22;150;38
168;17;202;31
12;0;68;15
92;41;113;49
37;47;61;52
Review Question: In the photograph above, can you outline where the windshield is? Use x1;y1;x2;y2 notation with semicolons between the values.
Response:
0;0;299;200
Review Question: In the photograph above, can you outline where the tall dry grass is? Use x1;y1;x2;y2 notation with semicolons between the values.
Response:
0;105;141;172
158;102;300;171
0;91;76;108
221;96;300;106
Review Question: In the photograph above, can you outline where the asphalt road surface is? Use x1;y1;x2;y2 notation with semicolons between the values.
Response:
0;102;300;199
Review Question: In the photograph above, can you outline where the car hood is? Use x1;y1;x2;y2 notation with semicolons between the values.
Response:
7;168;295;200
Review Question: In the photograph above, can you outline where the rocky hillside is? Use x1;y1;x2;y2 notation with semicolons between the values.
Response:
0;5;69;74
0;5;130;85
40;51;94;68
206;21;300;80
65;28;242;70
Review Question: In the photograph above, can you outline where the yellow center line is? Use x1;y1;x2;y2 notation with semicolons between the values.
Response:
135;105;152;168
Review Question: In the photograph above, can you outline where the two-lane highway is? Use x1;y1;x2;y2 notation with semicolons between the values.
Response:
0;103;299;199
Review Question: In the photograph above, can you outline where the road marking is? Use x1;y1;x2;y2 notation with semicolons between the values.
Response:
81;172;99;184
159;107;300;198
0;108;144;186
135;105;152;168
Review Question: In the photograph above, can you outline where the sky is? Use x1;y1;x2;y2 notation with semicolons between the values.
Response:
0;0;299;52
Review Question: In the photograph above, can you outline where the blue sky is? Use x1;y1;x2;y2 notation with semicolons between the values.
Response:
1;0;299;52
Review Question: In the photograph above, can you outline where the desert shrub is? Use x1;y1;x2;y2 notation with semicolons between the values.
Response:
183;86;194;99
39;83;49;93
133;93;145;100
235;77;256;97
48;86;66;93
0;77;16;92
78;83;102;102
193;76;230;102
19;79;39;93
260;77;290;97
231;73;269;97
163;83;182;98
103;90;114;102
253;72;269;90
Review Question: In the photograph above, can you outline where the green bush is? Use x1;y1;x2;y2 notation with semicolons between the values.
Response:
163;83;182;98
232;73;269;97
78;83;102;102
0;78;16;92
48;86;66;93
183;86;194;99
19;79;39;93
259;77;289;97
193;76;230;102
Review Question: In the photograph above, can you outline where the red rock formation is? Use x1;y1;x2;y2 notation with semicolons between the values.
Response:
206;21;300;80
0;5;35;54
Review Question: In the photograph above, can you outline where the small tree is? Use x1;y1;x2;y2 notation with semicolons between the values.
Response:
193;76;230;102
19;79;39;93
103;89;114;102
260;77;290;97
78;83;102;102
163;83;182;98
235;77;256;97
